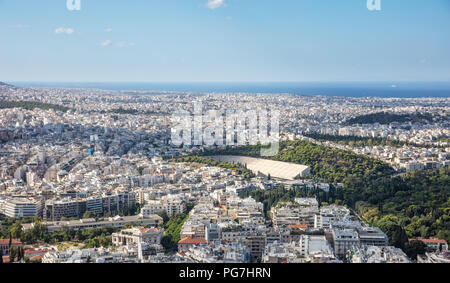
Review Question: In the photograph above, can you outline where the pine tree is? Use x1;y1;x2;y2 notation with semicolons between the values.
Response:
17;246;24;262
9;246;16;263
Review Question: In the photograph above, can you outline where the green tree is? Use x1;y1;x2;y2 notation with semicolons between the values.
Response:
83;211;97;219
9;246;16;263
404;240;428;261
17;246;24;262
9;222;22;239
157;211;169;223
376;215;409;249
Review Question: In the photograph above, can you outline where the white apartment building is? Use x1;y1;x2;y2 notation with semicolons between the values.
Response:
141;200;165;215
332;229;360;258
141;197;186;217
298;235;337;261
165;198;186;216
271;200;319;229
314;214;333;230
112;226;163;246
314;205;350;230
3;198;42;218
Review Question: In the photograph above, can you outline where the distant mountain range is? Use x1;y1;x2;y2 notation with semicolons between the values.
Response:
0;81;14;87
0;81;18;89
0;82;17;99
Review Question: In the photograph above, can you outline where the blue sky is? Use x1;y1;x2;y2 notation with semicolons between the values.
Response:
0;0;449;82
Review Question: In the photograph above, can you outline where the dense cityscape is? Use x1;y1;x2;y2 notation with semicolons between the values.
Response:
1;1;449;274
0;82;448;263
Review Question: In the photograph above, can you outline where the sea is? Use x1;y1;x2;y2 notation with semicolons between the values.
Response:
11;82;450;98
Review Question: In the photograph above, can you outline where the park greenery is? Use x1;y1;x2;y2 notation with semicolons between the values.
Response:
160;212;190;252
0;218;117;248
204;140;395;183
344;111;434;125
206;141;449;252
354;168;449;248
158;203;195;252
105;108;167;116
175;155;255;180
303;132;438;149
241;167;449;251
0;100;70;112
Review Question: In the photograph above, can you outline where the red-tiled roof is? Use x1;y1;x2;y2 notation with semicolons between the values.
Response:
411;237;447;244
178;237;207;244
290;224;308;229
0;239;22;245
140;227;159;234
2;256;10;263
29;254;45;261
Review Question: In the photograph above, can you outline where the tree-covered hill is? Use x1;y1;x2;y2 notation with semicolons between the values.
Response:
205;142;449;247
0;101;70;112
345;112;434;125
303;132;439;149
204;140;395;183
355;168;449;245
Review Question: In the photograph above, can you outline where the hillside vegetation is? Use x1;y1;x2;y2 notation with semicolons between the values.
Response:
345;112;433;125
205;141;449;246
204;140;395;183
0;101;70;112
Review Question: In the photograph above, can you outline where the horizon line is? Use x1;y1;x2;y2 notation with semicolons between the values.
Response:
8;81;450;84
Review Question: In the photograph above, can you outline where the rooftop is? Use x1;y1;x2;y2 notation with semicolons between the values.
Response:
178;237;208;245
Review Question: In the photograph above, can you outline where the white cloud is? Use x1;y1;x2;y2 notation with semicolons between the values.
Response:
225;16;232;21
101;40;112;47
104;28;113;32
55;27;74;35
206;0;226;9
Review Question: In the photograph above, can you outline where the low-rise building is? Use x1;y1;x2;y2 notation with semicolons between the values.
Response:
22;214;163;232
3;198;42;218
357;227;389;247
112;226;163;246
411;237;448;252
178;237;208;252
331;229;359;259
349;246;410;263
0;238;22;255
